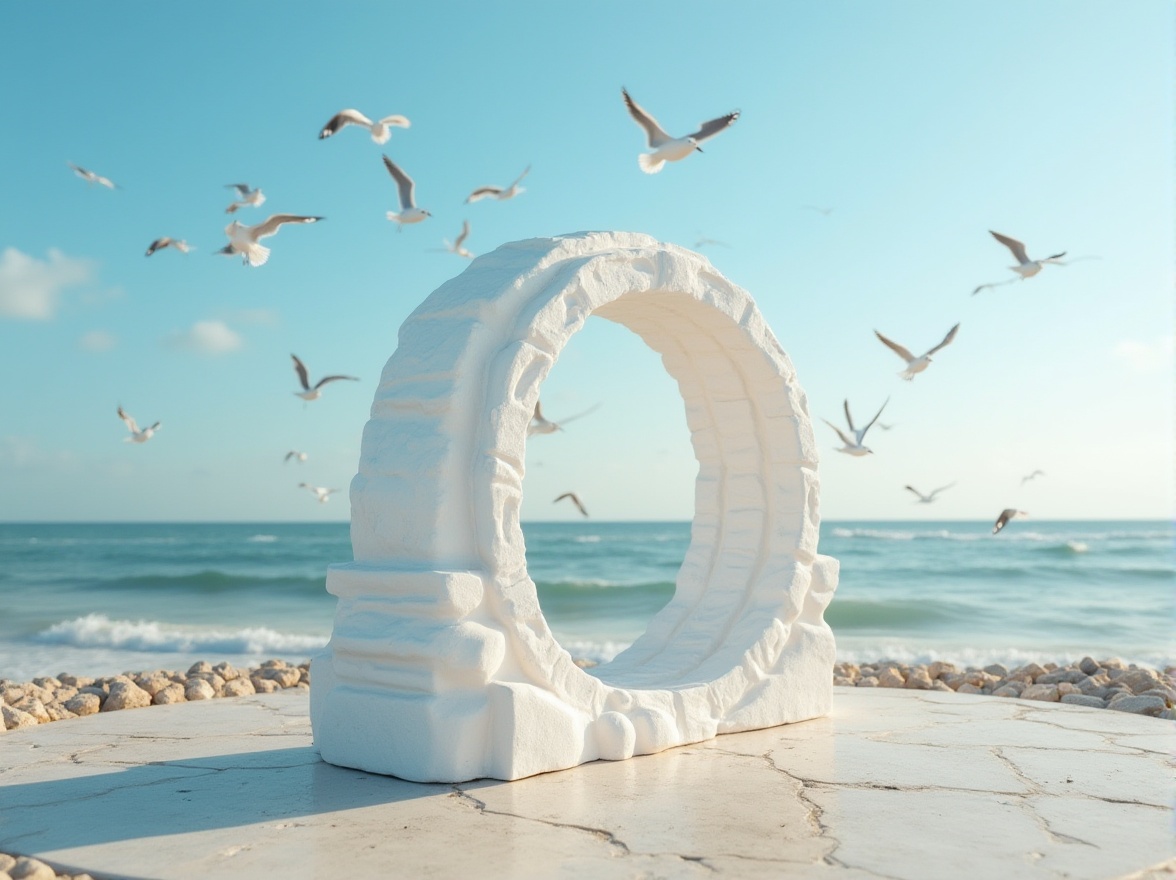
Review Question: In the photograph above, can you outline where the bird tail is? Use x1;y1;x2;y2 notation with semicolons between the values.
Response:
386;212;401;223
225;202;240;214
638;154;665;174
371;125;391;145
244;243;270;267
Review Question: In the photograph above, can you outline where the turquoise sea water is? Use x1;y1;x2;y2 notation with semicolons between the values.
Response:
0;521;1170;681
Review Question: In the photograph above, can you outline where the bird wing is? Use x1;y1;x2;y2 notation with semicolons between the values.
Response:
534;400;544;421
173;240;191;253
117;406;139;434
971;277;1015;296
992;509;1015;534
382;155;416;209
465;186;501;204
291;354;311;391
284;451;297;462
320;109;371;138
251;215;323;240
454;220;470;249
859;398;889;441
929;482;956;498
148;422;161;432
557;403;602;425
904;486;927;501
875;330;915;363
377;114;411;128
511;165;532;187
146;238;166;256
821;418;855;447
225;183;251;197
313;375;359;390
95;174;116;189
1042;251;1067;262
622;88;672;147
68;162;90;179
688;110;740;143
554;493;588;517
843;399;855;433
990;230;1029;264
926;323;960;356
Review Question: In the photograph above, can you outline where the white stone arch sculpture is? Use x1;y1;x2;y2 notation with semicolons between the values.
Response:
311;231;838;783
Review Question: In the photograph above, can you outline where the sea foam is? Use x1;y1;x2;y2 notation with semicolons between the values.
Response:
35;614;327;655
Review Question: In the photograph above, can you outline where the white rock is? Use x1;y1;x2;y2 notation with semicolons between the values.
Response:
250;677;280;694
64;693;101;716
856;676;880;688
903;669;933;690
877;669;906;688
311;232;838;782
2;704;39;730
102;681;152;712
9;856;55;880
184;679;216;701
956;683;984;695
221;678;256;698
1021;684;1060;702
0;853;14;872
153;684;186;705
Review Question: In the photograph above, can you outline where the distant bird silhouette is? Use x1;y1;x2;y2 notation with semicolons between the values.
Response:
875;323;960;381
905;483;955;504
554;492;589;517
1020;469;1046;486
117;406;160;444
69;163;118;189
284;451;308;464
291;354;358;401
528;400;601;436
382;155;430;229
972;231;1066;294
821;398;888;456
299;483;338;504
224;183;265;214
465;166;530;203
992;509;1028;535
145;237;191;257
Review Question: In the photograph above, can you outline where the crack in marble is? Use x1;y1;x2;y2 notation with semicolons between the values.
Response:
448;785;632;856
991;748;1100;852
0;768;223;814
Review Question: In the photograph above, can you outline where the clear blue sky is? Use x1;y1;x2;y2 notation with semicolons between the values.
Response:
1;2;1171;522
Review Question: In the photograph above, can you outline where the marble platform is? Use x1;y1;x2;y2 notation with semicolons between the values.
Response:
0;688;1171;880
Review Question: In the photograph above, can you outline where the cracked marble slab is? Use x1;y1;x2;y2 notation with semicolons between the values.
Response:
0;688;1171;879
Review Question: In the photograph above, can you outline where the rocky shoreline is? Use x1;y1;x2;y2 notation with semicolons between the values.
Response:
2;655;1174;734
833;656;1176;719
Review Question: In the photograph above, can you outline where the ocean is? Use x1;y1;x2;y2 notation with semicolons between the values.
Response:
0;521;1171;683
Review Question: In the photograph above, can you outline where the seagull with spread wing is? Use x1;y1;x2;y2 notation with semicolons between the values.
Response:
1021;469;1046;486
875;323;960;381
554;492;589;517
465;165;530;203
992;509;1029;535
621;88;740;174
440;220;474;258
224;183;266;214
117;406;160;444
284;451;308;464
905;483;956;504
68;163;118;189
145;237;191;257
217;214;324;267
972;231;1067;295
382;155;430;229
821;398;888;456
528;400;602;436
319;109;410;144
291;354;358;401
298;483;338;504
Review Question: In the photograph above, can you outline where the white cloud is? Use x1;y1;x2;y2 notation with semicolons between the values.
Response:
1112;334;1175;373
78;329;118;353
166;320;243;355
0;247;95;319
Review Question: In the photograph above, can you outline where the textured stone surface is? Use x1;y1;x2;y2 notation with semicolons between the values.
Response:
312;232;838;782
0;689;1171;880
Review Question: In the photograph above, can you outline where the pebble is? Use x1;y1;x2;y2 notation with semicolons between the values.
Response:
876;668;905;688
9;857;55;880
63;693;100;717
1107;695;1166;717
101;681;151;712
1061;694;1107;709
184;679;216;701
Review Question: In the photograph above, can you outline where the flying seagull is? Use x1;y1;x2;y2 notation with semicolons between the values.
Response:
875;323;960;381
621;87;740;174
440;220;474;258
1020;469;1046;486
528;400;602;436
145;237;191;257
216;214;324;267
117;406;160;444
992;508;1028;535
465;165;530;203
224;183;266;214
972;231;1066;295
694;235;730;249
298;483;338;504
284;451;308;464
554;492;589;518
68;163;117;189
319;109;410;144
905;483;956;504
821;398;888;456
291;354;358;401
382;155;430;229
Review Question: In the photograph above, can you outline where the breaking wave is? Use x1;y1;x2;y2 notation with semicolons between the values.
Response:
34;614;328;655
